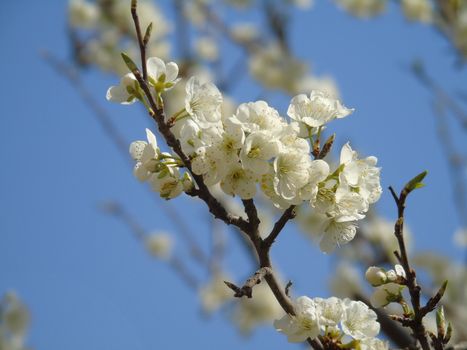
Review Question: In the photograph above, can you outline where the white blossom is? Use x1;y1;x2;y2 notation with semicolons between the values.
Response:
185;76;223;128
319;218;358;253
130;128;160;181
147;57;180;92
240;131;280;175
341;299;380;339
287;90;353;129
231;101;285;135
339;142;382;205
150;166;183;199
209;121;244;166
273;151;311;200
192;147;227;186
106;73;139;104
314;297;344;329
274;296;320;342
220;164;258;199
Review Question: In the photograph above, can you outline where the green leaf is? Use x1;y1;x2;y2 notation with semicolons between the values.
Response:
143;22;153;45
121;52;139;74
403;170;428;193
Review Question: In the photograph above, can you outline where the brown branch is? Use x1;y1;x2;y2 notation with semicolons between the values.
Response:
242;199;260;232
389;181;432;350
263;205;296;248
224;267;272;298
130;0;148;81
285;280;293;298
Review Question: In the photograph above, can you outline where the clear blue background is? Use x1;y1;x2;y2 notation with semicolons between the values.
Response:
1;1;465;349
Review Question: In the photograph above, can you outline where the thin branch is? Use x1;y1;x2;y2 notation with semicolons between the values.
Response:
131;0;148;80
242;199;260;232
224;267;272;298
389;181;432;350
263;205;296;249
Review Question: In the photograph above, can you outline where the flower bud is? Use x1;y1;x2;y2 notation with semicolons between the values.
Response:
365;266;387;286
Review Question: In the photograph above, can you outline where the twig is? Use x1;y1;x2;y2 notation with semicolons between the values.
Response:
263;205;296;248
224;267;272;298
131;0;148;80
242;199;261;232
389;178;432;350
285;280;293;298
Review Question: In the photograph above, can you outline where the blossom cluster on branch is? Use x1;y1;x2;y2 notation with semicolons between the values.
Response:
107;56;382;254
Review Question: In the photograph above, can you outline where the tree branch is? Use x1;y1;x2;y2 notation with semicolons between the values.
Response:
389;178;433;350
263;205;296;249
224;267;272;298
131;0;148;81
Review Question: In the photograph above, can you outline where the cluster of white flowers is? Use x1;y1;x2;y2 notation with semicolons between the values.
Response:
108;56;382;253
274;296;387;348
0;292;30;350
365;264;407;308
299;142;382;252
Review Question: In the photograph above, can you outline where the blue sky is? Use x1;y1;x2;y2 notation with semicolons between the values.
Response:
0;1;466;349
